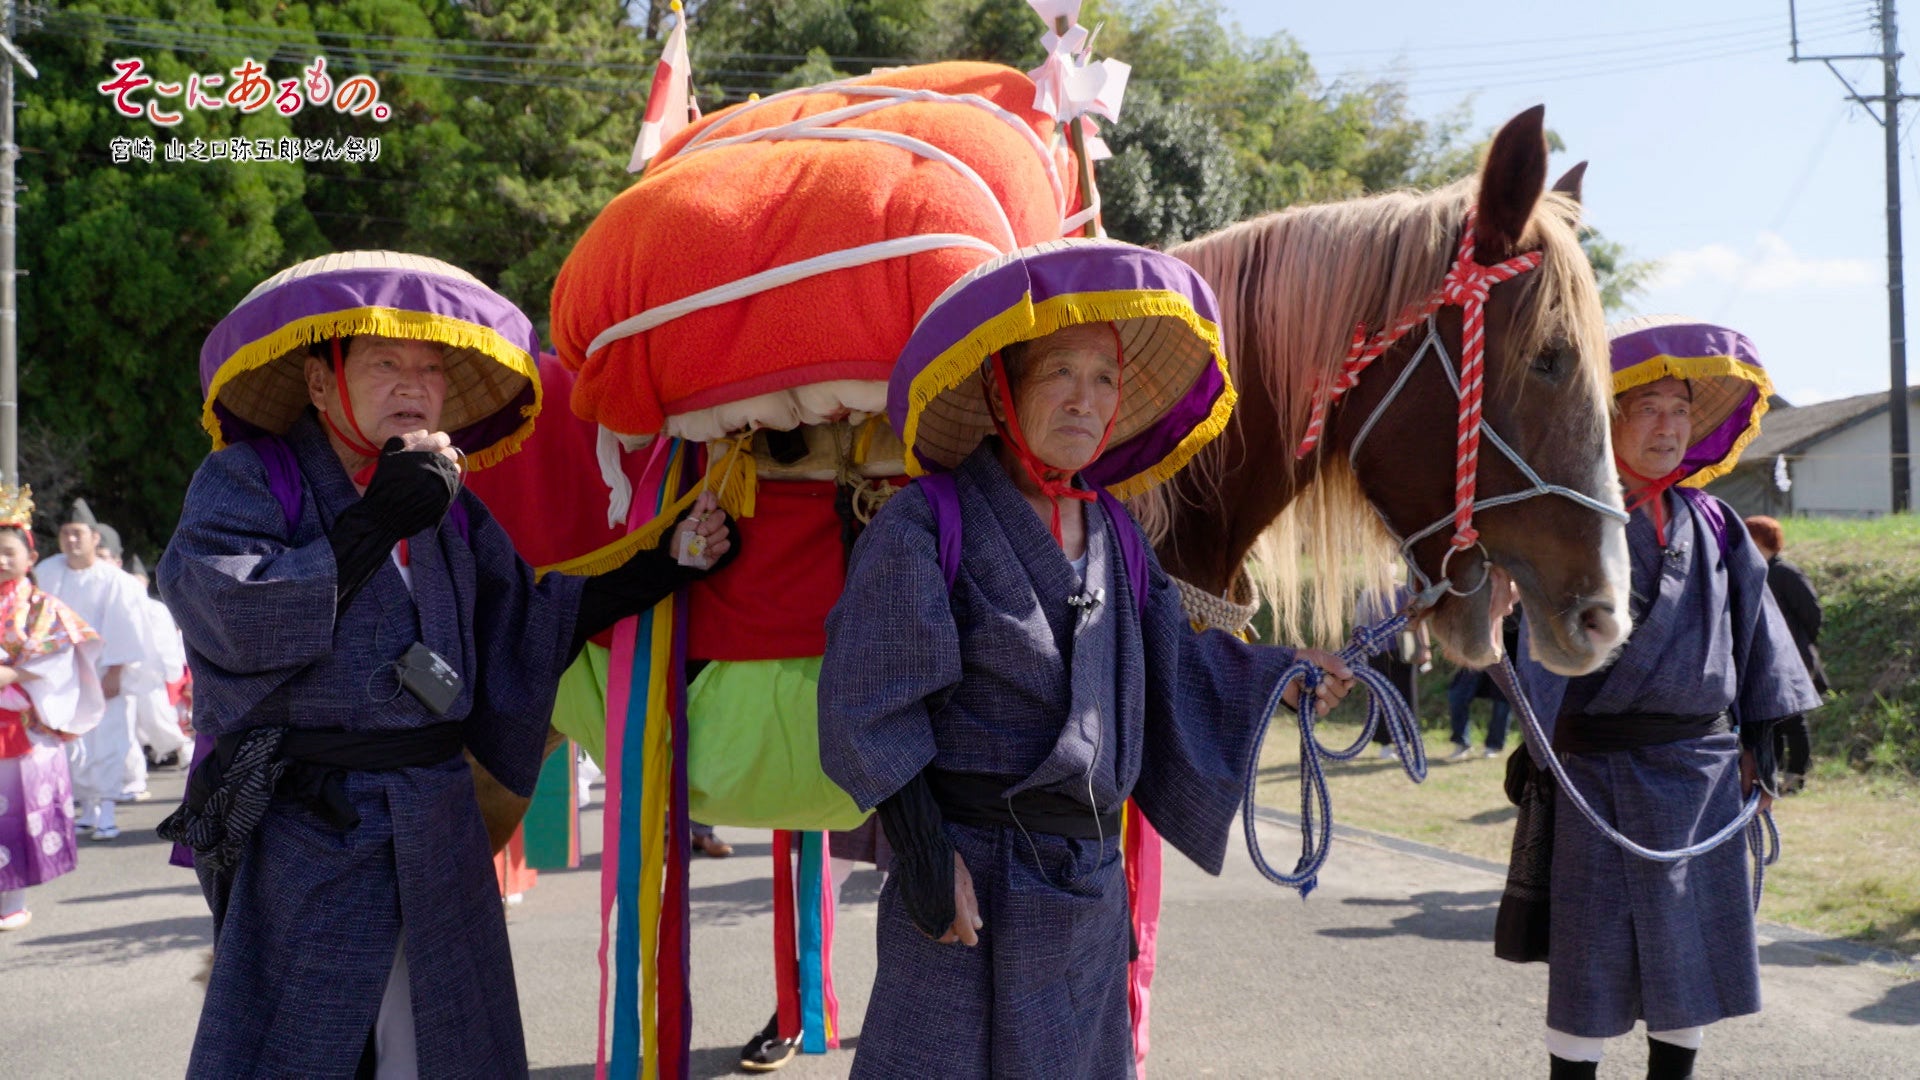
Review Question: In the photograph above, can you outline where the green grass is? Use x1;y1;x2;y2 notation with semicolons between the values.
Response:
1255;718;1920;959
1781;514;1920;776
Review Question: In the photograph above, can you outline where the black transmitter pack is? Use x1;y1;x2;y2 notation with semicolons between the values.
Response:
397;642;463;716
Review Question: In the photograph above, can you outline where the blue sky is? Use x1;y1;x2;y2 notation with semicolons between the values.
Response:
1216;0;1903;406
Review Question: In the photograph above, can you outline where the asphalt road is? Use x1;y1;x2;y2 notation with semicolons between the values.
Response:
4;768;1913;1078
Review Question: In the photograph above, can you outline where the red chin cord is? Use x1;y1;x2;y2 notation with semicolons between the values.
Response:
984;325;1125;545
1617;456;1688;546
318;337;386;486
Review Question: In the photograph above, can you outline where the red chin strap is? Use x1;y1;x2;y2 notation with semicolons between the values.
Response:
318;337;386;486
1616;456;1689;545
984;325;1124;545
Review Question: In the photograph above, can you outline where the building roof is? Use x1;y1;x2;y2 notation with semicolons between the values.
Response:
1733;385;1920;466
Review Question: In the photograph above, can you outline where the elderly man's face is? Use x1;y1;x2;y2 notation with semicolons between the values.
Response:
998;324;1121;473
307;336;449;450
1613;377;1692;480
58;523;99;564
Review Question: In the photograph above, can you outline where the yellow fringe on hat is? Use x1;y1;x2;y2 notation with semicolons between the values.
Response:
200;306;541;469
899;288;1237;499
1613;352;1773;487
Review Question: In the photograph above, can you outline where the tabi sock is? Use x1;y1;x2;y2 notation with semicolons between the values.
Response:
1549;1056;1600;1080
1646;1035;1699;1079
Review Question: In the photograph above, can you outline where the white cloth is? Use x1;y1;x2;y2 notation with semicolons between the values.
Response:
129;597;189;757
38;558;153;802
376;931;420;1078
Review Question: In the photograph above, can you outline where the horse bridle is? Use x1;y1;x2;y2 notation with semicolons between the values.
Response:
1295;210;1630;612
1347;313;1629;609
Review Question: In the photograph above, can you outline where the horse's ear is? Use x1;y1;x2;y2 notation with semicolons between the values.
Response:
1551;161;1588;206
1475;105;1549;257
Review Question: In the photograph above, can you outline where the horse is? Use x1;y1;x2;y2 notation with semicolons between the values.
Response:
1139;106;1631;676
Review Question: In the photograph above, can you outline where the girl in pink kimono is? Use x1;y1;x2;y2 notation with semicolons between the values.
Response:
0;487;106;931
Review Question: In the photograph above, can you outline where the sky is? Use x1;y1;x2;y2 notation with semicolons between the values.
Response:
1216;0;1907;407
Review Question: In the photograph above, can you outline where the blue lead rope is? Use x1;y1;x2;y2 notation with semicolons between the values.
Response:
1487;657;1780;913
1240;620;1780;913
1241;614;1429;898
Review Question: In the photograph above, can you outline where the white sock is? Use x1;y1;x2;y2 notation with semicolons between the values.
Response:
1544;1027;1606;1062
1648;1026;1705;1050
1;888;24;915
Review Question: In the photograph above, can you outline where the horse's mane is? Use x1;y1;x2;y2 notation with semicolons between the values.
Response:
1138;179;1608;646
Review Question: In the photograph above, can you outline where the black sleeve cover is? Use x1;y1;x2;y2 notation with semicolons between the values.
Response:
568;509;743;657
328;440;460;614
875;771;956;939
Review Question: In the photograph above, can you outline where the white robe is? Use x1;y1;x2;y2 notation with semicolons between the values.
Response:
37;556;151;802
128;596;189;758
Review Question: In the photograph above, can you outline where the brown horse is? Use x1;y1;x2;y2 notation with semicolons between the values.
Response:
1139;106;1630;675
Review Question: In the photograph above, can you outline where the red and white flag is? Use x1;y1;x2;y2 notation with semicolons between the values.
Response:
629;9;698;173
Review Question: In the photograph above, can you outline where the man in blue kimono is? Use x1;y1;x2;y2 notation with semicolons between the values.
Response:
1509;317;1819;1080
160;252;736;1078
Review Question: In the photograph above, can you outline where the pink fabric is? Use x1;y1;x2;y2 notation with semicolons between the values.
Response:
1125;802;1164;1077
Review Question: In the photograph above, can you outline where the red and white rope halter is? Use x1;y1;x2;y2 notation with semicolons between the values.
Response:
1294;209;1544;553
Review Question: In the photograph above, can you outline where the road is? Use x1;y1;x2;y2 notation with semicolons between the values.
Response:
4;767;1913;1078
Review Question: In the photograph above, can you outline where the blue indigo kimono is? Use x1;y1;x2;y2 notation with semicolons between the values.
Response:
819;445;1300;1079
1516;490;1819;1038
158;413;583;1077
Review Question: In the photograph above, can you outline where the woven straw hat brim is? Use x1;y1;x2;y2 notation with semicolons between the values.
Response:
1608;314;1773;486
200;252;541;468
891;239;1235;500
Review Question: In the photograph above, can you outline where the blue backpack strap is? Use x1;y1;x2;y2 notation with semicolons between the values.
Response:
244;434;472;544
1095;488;1152;619
1675;486;1730;558
918;471;964;591
246;436;304;537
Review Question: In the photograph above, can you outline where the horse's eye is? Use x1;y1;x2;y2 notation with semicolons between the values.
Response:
1532;345;1572;379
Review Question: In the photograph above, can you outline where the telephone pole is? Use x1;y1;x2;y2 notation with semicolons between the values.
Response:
0;0;33;490
1790;0;1916;513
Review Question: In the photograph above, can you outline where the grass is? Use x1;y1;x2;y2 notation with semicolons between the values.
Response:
1253;716;1920;960
1779;515;1920;776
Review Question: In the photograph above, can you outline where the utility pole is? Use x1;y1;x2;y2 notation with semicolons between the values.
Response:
0;0;34;491
1790;0;1916;513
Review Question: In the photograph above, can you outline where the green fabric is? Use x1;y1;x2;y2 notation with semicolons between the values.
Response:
551;642;610;767
524;740;577;870
687;656;871;831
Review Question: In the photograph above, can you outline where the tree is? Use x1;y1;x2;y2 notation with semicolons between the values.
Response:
1096;89;1246;249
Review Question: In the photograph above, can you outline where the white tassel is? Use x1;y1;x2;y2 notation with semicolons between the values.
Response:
597;425;635;529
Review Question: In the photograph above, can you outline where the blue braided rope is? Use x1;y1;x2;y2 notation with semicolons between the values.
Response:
1491;657;1779;914
1240;614;1429;898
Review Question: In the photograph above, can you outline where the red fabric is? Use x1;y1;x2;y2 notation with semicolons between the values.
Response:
1617;458;1688;545
772;830;802;1041
552;61;1080;437
687;480;852;662
464;355;630;568
0;711;28;759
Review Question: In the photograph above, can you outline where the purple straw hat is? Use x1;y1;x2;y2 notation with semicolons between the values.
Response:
200;251;541;468
890;238;1235;499
1609;314;1773;486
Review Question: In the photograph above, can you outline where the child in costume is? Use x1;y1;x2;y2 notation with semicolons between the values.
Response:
0;485;106;930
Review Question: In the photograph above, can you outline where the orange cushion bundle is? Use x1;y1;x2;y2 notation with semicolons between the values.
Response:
551;61;1081;437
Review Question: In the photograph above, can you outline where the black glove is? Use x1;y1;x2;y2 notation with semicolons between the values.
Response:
1740;716;1783;799
329;438;461;613
876;771;956;939
570;506;742;656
